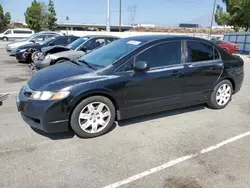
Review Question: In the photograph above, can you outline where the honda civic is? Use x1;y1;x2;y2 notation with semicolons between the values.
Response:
16;35;244;138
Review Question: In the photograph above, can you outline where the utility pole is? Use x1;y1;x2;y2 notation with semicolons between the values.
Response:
106;0;110;32
119;0;122;32
209;0;217;39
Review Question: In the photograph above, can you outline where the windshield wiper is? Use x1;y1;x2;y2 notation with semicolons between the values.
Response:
78;59;96;70
69;59;81;66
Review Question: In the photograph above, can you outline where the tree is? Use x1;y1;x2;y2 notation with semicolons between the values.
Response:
24;0;43;32
0;4;11;30
47;0;57;30
215;0;250;32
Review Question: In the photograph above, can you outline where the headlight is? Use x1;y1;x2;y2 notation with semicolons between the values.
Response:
45;55;55;60
30;91;70;100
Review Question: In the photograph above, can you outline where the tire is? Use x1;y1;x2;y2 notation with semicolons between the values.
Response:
31;51;40;62
3;37;8;41
207;80;233;109
54;59;68;65
70;96;116;138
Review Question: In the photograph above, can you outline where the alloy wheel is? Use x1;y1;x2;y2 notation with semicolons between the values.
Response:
216;84;231;106
78;102;111;133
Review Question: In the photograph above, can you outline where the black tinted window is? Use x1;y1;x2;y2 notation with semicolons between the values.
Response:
52;37;68;45
136;41;181;68
187;41;213;62
13;30;32;34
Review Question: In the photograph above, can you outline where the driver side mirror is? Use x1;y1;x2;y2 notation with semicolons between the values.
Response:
133;61;148;72
49;42;54;46
30;39;35;43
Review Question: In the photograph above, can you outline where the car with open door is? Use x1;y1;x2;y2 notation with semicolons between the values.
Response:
15;35;79;63
16;35;244;138
33;35;119;70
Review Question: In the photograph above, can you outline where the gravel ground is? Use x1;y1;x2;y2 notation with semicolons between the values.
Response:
0;42;250;188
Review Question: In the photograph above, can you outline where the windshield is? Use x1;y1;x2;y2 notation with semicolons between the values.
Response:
67;37;89;50
42;37;56;45
79;38;145;67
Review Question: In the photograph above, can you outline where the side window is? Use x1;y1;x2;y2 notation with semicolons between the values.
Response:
4;30;11;35
118;58;134;72
94;38;105;48
187;41;213;62
136;41;181;68
106;38;117;44
214;47;220;60
53;37;68;45
33;35;46;42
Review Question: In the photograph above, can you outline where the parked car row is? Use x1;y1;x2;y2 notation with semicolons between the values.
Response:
12;34;244;138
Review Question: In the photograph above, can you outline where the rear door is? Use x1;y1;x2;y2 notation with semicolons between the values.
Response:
182;40;223;101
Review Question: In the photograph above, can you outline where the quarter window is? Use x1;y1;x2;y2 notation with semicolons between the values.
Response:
187;41;213;62
135;41;181;68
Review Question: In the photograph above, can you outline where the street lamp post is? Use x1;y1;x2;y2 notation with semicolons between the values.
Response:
106;0;110;32
209;0;217;39
119;0;122;32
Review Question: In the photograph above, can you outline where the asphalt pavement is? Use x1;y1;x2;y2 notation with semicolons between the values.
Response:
0;41;250;188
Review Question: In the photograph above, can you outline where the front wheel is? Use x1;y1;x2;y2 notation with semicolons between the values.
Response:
31;51;40;62
207;80;233;109
70;96;116;138
3;37;8;41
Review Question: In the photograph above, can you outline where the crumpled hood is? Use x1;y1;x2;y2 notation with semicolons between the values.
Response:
41;45;70;53
28;62;94;91
51;50;86;59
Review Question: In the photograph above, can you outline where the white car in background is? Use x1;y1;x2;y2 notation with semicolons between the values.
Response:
0;28;34;41
5;31;61;56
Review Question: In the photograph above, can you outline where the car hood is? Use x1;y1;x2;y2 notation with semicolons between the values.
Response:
17;43;41;50
8;41;32;48
51;50;86;59
28;62;94;90
41;45;70;53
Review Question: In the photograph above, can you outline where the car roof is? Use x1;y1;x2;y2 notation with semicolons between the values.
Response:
82;35;120;39
124;35;208;43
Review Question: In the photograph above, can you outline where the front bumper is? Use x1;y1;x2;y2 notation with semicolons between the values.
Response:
16;86;70;133
34;57;53;69
6;46;17;56
16;51;28;62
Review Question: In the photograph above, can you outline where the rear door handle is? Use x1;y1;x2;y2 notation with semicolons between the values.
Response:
209;67;216;71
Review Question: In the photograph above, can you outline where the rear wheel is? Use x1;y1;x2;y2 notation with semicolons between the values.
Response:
207;80;233;109
70;96;116;138
3;37;8;41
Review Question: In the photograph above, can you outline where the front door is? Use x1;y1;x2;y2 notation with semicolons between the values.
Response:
117;41;187;118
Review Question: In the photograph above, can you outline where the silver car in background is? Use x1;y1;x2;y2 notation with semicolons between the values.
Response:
5;31;63;56
34;35;119;70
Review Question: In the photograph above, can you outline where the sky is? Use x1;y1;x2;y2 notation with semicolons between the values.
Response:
0;0;225;27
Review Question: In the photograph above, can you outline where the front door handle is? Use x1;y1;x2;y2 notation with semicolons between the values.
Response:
172;70;182;77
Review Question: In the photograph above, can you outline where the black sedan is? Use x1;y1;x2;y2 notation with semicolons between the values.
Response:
15;35;79;63
17;35;244;138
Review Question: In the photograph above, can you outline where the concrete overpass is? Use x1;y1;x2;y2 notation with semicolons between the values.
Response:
57;23;133;32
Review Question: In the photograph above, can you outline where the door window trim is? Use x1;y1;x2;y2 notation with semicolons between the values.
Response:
115;40;184;74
